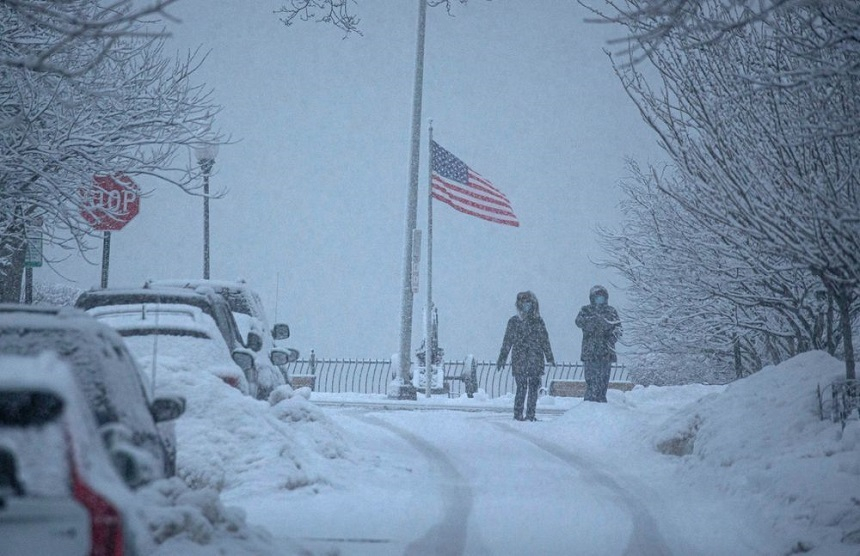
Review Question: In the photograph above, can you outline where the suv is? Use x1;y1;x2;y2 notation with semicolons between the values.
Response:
145;279;298;384
76;286;283;399
0;304;183;485
0;353;142;555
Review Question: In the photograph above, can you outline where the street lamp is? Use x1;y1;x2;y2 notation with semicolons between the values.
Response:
194;143;218;279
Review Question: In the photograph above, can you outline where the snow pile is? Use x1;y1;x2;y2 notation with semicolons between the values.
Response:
543;351;859;554
134;478;273;556
155;366;349;497
656;351;860;552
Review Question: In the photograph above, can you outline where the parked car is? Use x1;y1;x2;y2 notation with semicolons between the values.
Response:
0;353;142;555
86;302;251;394
0;304;183;486
145;279;299;383
76;286;282;400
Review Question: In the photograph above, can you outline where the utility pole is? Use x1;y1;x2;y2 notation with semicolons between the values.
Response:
394;0;427;400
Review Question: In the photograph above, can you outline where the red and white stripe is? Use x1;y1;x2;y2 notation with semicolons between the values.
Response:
431;169;519;227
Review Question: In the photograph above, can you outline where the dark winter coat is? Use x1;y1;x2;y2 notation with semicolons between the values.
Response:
575;286;622;363
497;292;555;377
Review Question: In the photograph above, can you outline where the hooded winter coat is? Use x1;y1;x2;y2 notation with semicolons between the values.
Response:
575;285;622;363
497;291;555;377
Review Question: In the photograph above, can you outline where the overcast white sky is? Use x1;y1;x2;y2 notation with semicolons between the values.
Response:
42;0;665;361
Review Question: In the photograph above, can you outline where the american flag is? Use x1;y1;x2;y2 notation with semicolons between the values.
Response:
430;141;519;227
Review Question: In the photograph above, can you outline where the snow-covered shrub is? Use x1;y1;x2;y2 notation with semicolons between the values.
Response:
32;282;84;306
629;351;735;386
135;477;273;555
268;384;311;406
271;394;326;423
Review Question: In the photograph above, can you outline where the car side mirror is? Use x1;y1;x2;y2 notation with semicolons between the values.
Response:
272;323;290;340
232;350;254;372
100;422;133;449
270;347;299;366
270;348;289;366
108;444;153;489
246;331;263;352
150;396;185;423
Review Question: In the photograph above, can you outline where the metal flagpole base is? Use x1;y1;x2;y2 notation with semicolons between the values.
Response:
389;384;418;400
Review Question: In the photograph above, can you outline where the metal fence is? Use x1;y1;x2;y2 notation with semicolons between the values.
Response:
285;356;628;399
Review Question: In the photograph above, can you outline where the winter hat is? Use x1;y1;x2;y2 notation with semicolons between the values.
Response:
589;285;608;304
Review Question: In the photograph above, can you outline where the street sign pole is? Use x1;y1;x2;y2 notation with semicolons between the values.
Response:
80;174;139;289
24;267;32;303
100;231;111;288
24;220;43;304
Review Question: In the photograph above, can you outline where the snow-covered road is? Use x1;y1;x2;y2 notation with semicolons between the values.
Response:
145;352;858;555
226;406;757;555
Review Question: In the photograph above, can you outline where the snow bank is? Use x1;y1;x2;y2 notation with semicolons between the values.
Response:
125;364;351;554
156;367;349;498
135;478;273;556
542;351;859;554
652;351;860;554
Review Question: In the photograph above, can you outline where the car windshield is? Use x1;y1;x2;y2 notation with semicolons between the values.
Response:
77;291;209;313
120;334;239;390
117;328;209;339
217;289;255;317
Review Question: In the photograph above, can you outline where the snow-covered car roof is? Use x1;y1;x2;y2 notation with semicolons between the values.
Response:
76;286;220;308
75;287;246;351
87;303;218;340
0;303;102;330
145;278;267;322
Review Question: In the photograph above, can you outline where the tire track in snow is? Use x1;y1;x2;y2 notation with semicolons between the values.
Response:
493;422;672;556
348;413;488;556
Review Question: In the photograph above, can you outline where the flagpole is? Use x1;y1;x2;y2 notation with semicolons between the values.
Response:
425;122;434;399
395;0;427;399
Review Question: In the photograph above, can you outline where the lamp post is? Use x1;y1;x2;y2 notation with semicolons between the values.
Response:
194;143;218;279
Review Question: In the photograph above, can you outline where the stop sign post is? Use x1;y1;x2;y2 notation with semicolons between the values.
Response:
80;175;140;288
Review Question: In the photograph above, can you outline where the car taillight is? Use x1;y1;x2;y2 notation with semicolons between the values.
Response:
72;467;124;556
221;375;241;389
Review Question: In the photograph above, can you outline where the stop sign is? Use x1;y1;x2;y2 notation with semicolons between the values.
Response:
80;174;140;231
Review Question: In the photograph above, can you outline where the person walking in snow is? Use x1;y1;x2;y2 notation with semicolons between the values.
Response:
497;291;555;421
575;285;622;403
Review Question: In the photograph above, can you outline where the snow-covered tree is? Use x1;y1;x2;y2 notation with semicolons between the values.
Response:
1;1;221;302
600;162;853;384
584;1;860;83
1;0;181;75
274;0;470;34
601;0;859;380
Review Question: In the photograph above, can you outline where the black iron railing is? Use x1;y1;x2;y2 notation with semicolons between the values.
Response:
285;355;628;399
